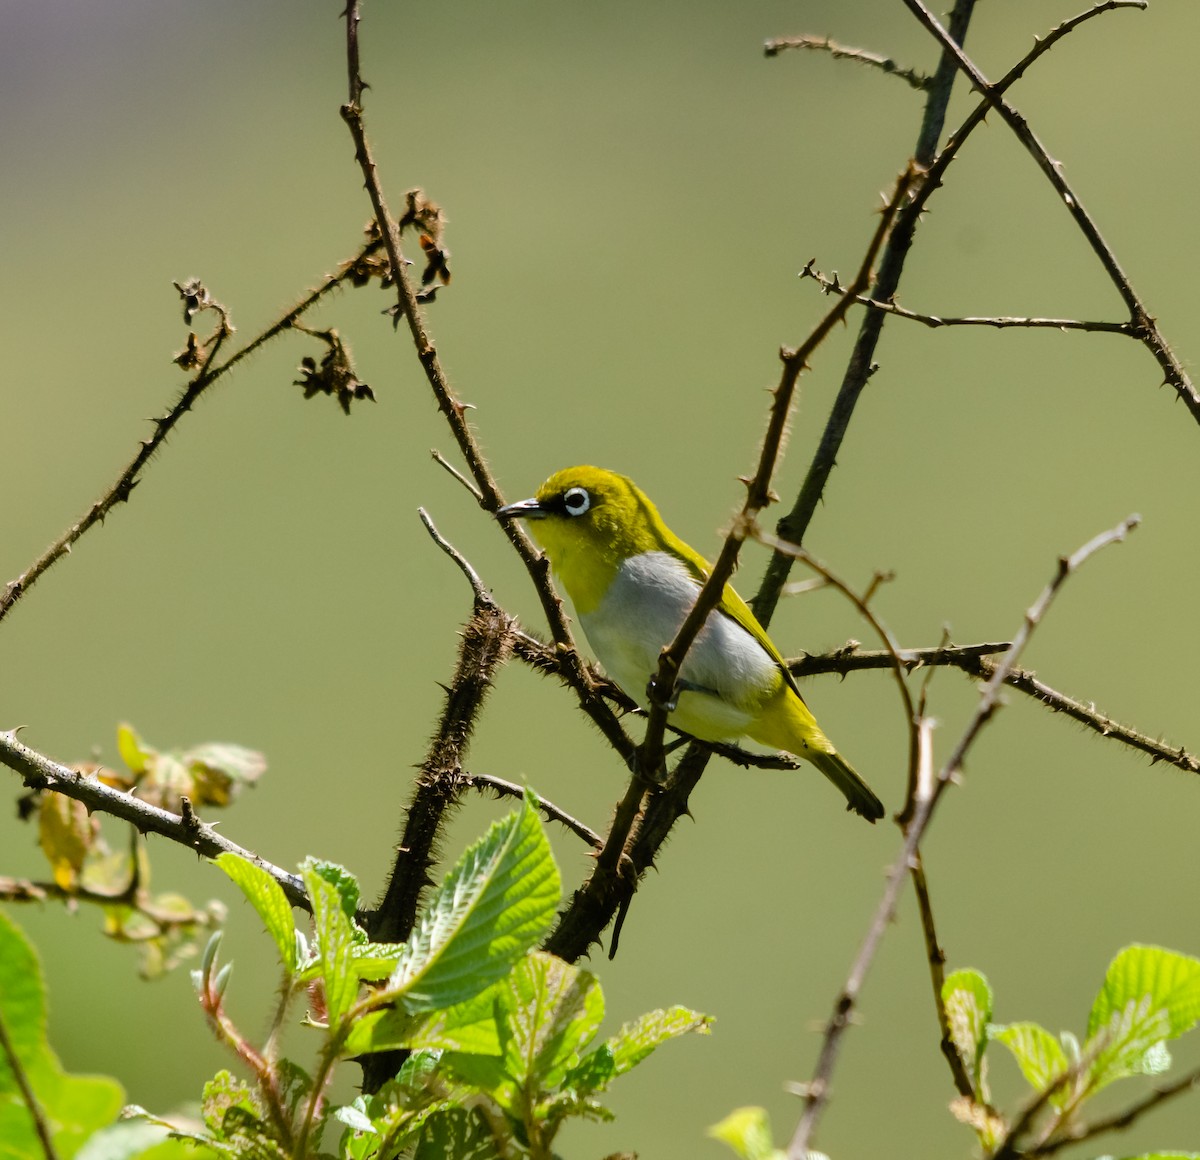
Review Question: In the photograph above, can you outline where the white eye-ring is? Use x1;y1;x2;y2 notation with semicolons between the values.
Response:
563;487;591;516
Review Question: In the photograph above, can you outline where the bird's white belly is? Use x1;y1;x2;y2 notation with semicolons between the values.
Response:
577;551;779;741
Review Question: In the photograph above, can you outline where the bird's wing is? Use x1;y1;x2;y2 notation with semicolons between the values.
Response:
661;527;807;702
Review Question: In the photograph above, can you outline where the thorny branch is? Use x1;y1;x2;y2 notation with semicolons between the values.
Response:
801;260;1136;335
763;35;931;91
338;0;632;793
0;729;307;910
0;237;383;629
787;516;1139;1158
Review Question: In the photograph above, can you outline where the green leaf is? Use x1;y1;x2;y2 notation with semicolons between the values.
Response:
1085;945;1200;1091
0;910;125;1159
943;968;992;1098
215;853;297;972
302;865;360;1029
76;1119;221;1160
301;859;361;923
346;986;503;1057
603;1005;712;1077
412;1107;502;1160
388;791;560;1013
200;1070;259;1138
502;951;604;1095
991;1022;1071;1108
706;1107;788;1160
347;942;407;981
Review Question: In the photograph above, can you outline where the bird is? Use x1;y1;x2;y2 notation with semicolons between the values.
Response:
498;466;884;822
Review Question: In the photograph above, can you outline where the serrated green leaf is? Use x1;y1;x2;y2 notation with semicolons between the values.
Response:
1085;945;1200;1091
503;951;604;1097
388;791;560;1013
603;1005;712;1076
943;968;992;1098
302;865;360;1029
991;1022;1071;1108
412;1107;501;1160
76;1119;221;1160
347;942;406;981
301;859;360;922
215;853;297;972
560;1045;617;1095
707;1107;787;1160
201;1070;259;1137
0;910;125;1159
347;985;503;1057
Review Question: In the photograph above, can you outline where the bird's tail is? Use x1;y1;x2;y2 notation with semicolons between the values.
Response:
748;688;885;822
806;748;885;823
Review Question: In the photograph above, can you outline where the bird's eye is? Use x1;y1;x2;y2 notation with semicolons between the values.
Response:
562;487;590;516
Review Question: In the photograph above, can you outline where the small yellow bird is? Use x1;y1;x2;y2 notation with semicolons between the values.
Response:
499;466;884;821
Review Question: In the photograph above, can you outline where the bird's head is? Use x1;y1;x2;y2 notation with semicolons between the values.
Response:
498;467;667;598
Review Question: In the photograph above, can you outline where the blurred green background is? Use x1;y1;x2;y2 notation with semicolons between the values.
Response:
2;0;1198;1154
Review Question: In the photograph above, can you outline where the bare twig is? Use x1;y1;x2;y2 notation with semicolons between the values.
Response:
0;1006;59;1160
901;0;1199;423
0;239;382;629
787;516;1138;1158
418;508;491;606
461;772;602;848
801;261;1135;334
911;846;977;1100
0;730;307;909
764;35;931;91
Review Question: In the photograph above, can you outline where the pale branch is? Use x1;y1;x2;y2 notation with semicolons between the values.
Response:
0;1005;59;1160
0;729;307;910
431;447;483;502
418;507;491;607
461;772;602;848
902;0;1200;423
786;516;1138;1158
0;237;383;629
911;846;977;1101
764;35;932;91
752;0;977;627
800;260;1135;334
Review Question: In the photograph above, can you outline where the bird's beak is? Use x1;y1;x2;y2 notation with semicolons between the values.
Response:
496;496;548;520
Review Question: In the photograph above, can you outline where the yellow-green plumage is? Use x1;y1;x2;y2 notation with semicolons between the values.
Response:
499;466;883;822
